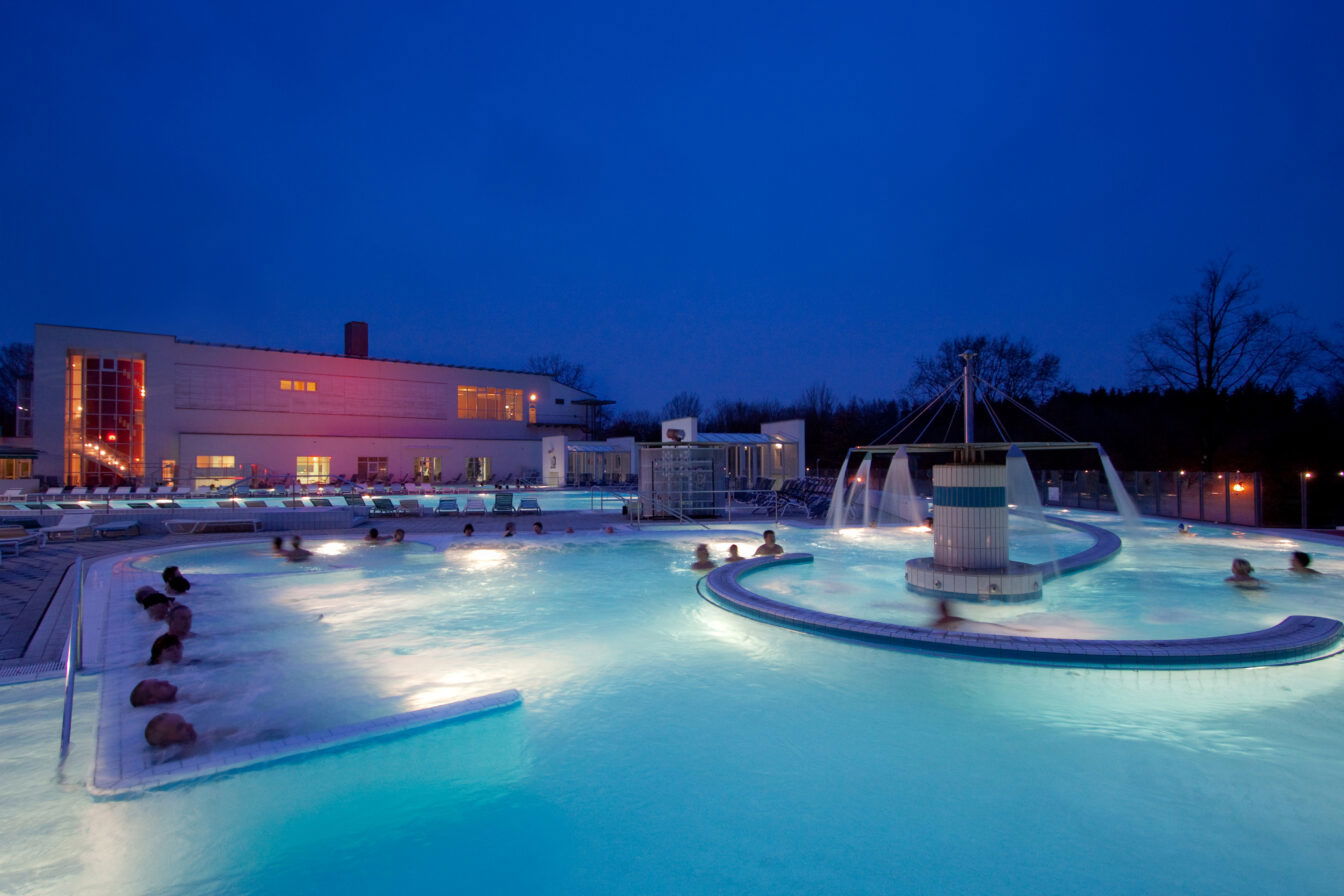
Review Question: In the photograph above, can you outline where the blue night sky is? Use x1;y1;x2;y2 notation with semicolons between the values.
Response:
2;1;1341;413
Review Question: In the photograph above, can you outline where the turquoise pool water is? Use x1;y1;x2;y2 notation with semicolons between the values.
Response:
2;516;1343;894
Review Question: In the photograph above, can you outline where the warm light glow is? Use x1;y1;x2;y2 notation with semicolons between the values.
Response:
1231;483;1247;493
461;548;510;569
1304;472;1314;479
529;393;537;401
315;542;347;556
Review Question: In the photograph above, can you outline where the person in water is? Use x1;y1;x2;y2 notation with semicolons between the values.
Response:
137;589;176;621
725;544;743;563
753;530;783;556
504;522;516;537
392;529;406;543
364;528;382;542
162;566;191;594
1225;558;1263;588
1177;523;1196;536
1290;551;1321;575
691;544;716;571
129;679;178;707
532;521;544;535
462;523;475;537
144;712;196;747
287;535;312;561
148;633;184;665
165;604;193;639
272;536;286;554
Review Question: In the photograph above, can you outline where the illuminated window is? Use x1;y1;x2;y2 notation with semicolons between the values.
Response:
280;380;292;391
296;456;331;484
0;458;33;479
280;379;316;391
64;352;145;486
457;386;523;421
305;381;317;391
194;455;236;469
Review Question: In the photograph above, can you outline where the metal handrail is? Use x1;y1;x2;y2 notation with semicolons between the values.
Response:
641;495;714;529
58;556;85;765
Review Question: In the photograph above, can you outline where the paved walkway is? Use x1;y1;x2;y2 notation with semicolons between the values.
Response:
0;509;637;672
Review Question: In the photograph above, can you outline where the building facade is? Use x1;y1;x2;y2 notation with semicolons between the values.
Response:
29;323;595;488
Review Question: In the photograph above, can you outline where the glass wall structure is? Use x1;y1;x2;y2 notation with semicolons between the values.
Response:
296;456;331;485
64;352;146;486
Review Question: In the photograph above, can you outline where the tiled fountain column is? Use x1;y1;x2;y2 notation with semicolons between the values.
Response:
932;464;1007;569
906;463;1042;602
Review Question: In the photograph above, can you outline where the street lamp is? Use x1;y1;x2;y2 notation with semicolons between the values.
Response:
1300;471;1314;529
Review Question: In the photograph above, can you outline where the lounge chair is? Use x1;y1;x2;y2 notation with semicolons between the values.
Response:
95;520;141;539
343;495;367;506
1;488;22;500
172;486;194;498
41;513;95;541
369;497;406;517
397;498;423;516
67;487;88;498
90;486;112;498
517;497;542;514
111;486;132;497
244;500;268;508
310;497;333;507
0;525;45;554
464;497;487;515
41;487;65;498
491;493;516;514
434;498;460;515
127;502;154;509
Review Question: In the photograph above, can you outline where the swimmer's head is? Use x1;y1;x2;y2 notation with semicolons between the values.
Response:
149;634;183;666
130;679;178;707
144;712;196;747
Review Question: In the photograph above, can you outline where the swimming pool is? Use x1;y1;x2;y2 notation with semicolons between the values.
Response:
2;516;1343;894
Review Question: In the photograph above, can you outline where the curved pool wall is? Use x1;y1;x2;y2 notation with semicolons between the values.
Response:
702;553;1344;669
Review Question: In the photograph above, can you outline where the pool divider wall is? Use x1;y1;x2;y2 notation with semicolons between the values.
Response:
90;689;523;797
702;554;1344;669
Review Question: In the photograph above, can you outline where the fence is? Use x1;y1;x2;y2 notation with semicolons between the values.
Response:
1042;470;1261;527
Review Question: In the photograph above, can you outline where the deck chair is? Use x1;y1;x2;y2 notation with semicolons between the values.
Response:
41;487;65;497
398;498;423;516
369;497;405;517
41;513;95;541
127;501;154;509
1;488;22;500
0;525;45;554
244;500;268;508
517;497;542;514
491;492;516;514
434;498;461;515
111;487;132;496
310;497;333;507
91;486;111;498
67;487;88;498
464;497;487;515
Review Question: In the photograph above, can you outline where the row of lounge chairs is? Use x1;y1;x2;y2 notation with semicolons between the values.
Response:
732;477;834;519
368;493;544;517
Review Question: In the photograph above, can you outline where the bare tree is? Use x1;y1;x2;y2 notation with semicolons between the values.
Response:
661;391;702;419
525;353;593;393
1131;255;1315;394
798;381;837;419
0;342;33;436
909;335;1066;404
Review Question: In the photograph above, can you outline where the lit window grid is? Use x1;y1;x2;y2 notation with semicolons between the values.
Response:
457;386;523;421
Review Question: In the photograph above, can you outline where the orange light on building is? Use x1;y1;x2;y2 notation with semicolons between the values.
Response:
1231;482;1246;493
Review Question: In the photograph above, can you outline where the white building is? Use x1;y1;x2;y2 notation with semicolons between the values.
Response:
27;322;597;488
